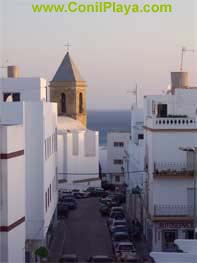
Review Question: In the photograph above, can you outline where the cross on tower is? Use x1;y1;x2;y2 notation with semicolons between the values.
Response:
65;42;72;52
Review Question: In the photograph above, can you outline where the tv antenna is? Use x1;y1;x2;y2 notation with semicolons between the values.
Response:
180;47;195;71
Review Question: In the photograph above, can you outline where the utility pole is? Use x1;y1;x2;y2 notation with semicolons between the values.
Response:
127;83;138;107
180;47;195;71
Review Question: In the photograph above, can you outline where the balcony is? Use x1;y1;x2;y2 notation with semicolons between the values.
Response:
153;162;193;177
145;117;196;130
154;204;193;217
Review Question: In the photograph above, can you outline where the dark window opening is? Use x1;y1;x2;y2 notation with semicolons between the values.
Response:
114;159;123;165
3;92;20;102
61;93;66;113
138;134;144;140
115;176;120;182
157;104;167;117
79;93;83;113
13;93;20;102
3;93;11;102
114;142;124;147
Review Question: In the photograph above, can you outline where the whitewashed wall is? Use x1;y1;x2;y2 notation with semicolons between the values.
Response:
0;125;25;263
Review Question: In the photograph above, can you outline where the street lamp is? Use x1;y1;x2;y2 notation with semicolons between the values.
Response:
179;146;197;238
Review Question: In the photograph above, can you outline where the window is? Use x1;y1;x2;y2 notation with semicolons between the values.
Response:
3;93;11;102
114;159;123;165
3;92;20;102
114;142;124;147
61;93;66;113
162;230;178;251
45;192;47;212
50;184;52;202
79;93;83;113
115;175;120;182
157;104;167;117
13;93;20;101
138;134;144;140
48;188;50;207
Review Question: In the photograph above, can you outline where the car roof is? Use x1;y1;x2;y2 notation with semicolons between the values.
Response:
117;242;133;245
113;219;126;223
92;256;111;259
113;231;129;236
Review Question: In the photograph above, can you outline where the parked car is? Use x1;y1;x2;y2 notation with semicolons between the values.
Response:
57;203;69;219
60;197;77;209
59;254;78;262
113;192;126;204
87;255;113;262
59;192;75;201
114;242;136;259
99;205;110;216
112;232;130;251
111;225;129;235
109;219;127;232
110;206;124;213
81;190;91;198
100;197;113;206
107;211;125;226
118;255;141;262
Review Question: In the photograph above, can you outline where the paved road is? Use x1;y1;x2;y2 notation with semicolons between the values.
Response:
49;198;113;261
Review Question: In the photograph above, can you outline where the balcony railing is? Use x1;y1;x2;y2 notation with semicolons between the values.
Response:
153;162;193;177
145;117;196;129
154;204;193;217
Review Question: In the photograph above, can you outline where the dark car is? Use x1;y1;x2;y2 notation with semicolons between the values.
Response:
87;255;113;262
107;211;125;226
111;225;129;235
60;197;77;209
57;203;69;219
59;254;78;262
112;232;130;251
99;205;110;216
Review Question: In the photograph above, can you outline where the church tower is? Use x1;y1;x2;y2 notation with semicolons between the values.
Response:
50;52;87;127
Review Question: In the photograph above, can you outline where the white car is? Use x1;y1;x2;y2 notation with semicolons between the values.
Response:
115;242;136;260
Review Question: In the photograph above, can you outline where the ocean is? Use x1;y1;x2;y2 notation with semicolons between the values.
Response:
87;110;131;146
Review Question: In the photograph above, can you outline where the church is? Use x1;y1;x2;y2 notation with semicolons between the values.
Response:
50;51;101;190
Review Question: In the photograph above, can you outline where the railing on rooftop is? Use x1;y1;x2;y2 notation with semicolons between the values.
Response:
154;204;193;217
145;117;196;129
153;162;193;177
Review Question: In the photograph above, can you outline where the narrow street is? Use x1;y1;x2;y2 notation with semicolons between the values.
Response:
49;198;113;262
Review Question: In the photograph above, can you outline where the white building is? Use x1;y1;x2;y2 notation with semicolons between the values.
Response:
57;117;100;190
107;132;130;186
0;70;58;261
125;106;146;224
0;124;25;263
143;72;197;251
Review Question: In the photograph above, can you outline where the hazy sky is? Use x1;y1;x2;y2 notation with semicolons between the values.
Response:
0;0;196;109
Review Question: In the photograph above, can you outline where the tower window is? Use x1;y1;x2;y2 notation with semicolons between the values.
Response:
79;93;83;113
61;93;66;113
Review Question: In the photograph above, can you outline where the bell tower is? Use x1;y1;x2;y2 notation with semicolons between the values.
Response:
50;52;87;127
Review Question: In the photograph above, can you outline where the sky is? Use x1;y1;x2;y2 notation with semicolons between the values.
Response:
0;0;196;110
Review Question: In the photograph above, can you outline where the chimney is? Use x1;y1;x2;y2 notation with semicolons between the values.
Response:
171;72;189;95
7;66;20;78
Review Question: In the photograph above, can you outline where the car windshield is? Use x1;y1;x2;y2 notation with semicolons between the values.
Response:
113;227;128;232
114;234;128;241
114;222;126;226
119;245;133;251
